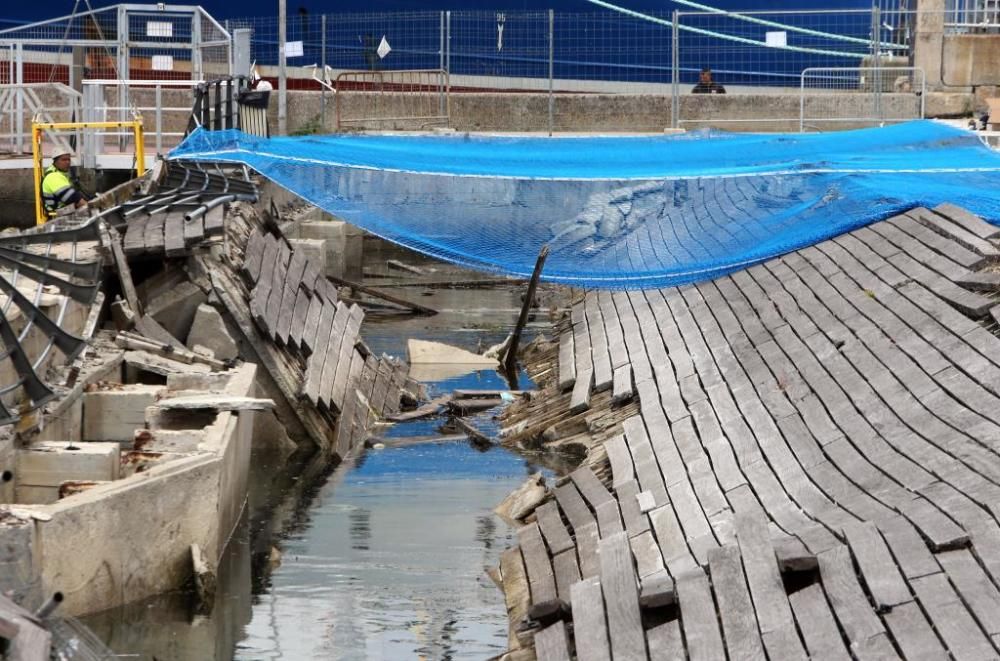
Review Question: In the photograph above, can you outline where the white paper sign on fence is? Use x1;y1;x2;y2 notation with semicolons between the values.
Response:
285;41;304;58
765;31;787;48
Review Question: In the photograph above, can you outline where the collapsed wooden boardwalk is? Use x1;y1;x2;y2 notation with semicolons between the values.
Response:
499;204;1000;660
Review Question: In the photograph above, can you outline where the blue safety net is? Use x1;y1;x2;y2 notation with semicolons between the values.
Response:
170;120;1000;289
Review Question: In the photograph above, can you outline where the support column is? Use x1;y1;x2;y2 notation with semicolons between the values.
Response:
912;0;945;89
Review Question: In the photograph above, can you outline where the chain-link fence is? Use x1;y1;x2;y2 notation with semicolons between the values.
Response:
227;7;937;134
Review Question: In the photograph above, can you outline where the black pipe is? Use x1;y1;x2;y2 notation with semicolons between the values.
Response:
34;592;63;619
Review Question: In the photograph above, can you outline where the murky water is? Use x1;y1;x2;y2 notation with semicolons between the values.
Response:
83;246;563;660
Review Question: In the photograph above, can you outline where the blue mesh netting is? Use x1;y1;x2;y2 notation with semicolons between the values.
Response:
170;120;1000;289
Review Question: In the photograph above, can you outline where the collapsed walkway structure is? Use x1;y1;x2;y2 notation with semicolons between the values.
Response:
498;204;1000;660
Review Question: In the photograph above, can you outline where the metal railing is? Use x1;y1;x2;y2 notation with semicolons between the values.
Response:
945;0;1000;30
335;69;449;131
800;67;926;132
0;83;80;155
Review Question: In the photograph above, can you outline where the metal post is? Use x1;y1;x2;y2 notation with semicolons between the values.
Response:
548;9;554;136
14;43;23;153
671;10;680;130
117;6;129;152
439;12;445;120
873;5;882;125
278;0;288;135
503;244;549;384
320;14;327;123
192;11;204;81
155;84;162;154
446;10;451;108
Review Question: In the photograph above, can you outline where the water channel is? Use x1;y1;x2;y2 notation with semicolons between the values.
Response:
82;249;563;660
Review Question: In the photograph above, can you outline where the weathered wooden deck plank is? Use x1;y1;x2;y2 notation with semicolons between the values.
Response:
518;522;559;607
535;501;575;556
675;567;725;661
707;544;766;661
571;578;612;661
787;583;852;661
733;511;807;660
817;545;899;659
534;620;572;661
599;532;647;661
841;520;912;612
585;291;614;392
910;206;1000;258
552;549;581;604
933;203;1000;240
937;549;1000;639
558;329;576;392
910;571;998;660
645;618;684;660
143;211;166;254
882;601;949;661
123;215;149;256
163;211;187;257
893;213;986;269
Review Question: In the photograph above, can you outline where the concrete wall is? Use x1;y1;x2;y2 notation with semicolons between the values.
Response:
5;362;257;616
942;35;1000;88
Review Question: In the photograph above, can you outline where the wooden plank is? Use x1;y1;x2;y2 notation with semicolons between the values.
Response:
649;504;698;575
535;501;575;556
675;567;725;661
817;545;898;659
534;621;572;661
616;479;650;537
585;291;614;392
877;517;940;581
500;547;531;651
708;544;766;661
569;368;594;414
262;243;291;338
612;364;634;404
105;225;142;317
576;522;601;579
892;213;985;270
910;206;1000;258
595;500;625;538
275;250;308;345
571;466;614;509
599;531;647;661
300;292;324;356
518;522;559;606
629;530;665;579
882;601;948;661
241;229;266;282
733;511;807;660
910;571;997;660
571;578;612;661
937;549;1000;638
933;203;1000;240
646;619;685;660
328;305;365;413
164;211;188;257
302;301;337;404
604;434;634;487
123;214;149;255
787;583;852;661
143;211;166;254
202;204;225;234
287;287;311;351
841;520;912;612
182;212;204;245
552;549;581;603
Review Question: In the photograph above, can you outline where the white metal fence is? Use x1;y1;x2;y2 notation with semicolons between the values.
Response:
800;67;926;132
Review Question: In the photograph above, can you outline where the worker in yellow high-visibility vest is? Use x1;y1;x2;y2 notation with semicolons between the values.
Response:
41;152;87;219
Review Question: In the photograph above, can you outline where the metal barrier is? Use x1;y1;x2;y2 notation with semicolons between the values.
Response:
0;83;80;155
799;67;926;132
334;69;449;131
945;0;1000;31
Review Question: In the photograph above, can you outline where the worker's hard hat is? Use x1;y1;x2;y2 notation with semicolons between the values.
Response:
51;152;73;162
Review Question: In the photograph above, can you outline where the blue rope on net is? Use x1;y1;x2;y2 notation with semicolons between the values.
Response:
170;120;1000;289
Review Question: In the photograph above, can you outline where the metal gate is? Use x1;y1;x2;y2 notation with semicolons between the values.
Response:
800;67;925;132
335;69;450;131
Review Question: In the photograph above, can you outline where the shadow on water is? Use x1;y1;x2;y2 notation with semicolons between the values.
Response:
83;248;570;660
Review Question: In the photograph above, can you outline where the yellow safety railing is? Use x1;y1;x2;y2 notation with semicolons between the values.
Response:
31;118;146;226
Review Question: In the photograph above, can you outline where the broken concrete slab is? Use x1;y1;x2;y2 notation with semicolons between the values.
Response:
186;304;239;362
408;339;499;368
146;280;207;342
494;473;547;524
15;441;120;504
155;394;275;412
83;385;166;442
123;351;212;378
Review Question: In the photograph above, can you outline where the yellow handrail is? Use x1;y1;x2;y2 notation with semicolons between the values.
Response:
32;118;146;226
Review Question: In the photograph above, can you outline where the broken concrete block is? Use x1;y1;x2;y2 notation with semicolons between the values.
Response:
16;441;120;488
297;221;346;279
494;473;547;524
83;385;165;442
407;339;498;365
288;238;328;280
133;428;205;453
38;396;82;444
166;371;232;392
146;280;207;342
186;304;239;362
